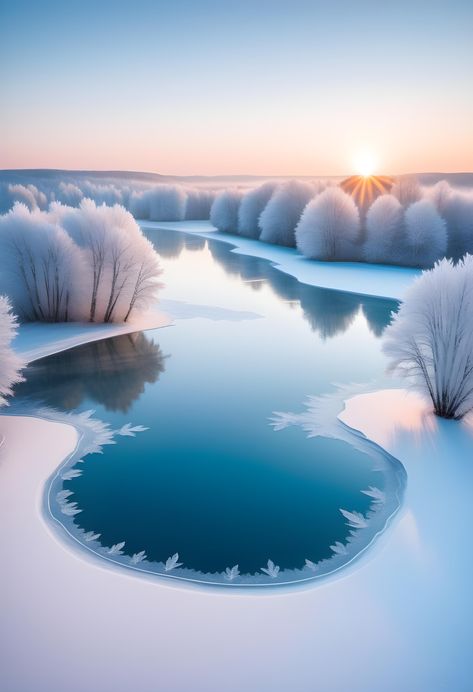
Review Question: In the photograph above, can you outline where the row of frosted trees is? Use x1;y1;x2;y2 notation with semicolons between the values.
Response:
210;179;473;268
1;181;217;222
0;200;162;323
4;177;472;269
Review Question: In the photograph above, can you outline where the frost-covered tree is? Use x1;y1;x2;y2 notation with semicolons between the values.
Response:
0;296;24;406
129;185;187;221
184;188;216;220
295;187;361;260
55;181;84;206
237;182;277;239
383;255;473;419
210;189;243;233
363;194;404;264
403;200;447;268
0;200;162;324
391;176;422;208
0;203;84;321
147;185;187;221
427;180;453;217
52;200;162;322
128;190;150;220
81;181;125;207
259;180;315;247
437;188;473;261
122;236;162;322
7;183;48;211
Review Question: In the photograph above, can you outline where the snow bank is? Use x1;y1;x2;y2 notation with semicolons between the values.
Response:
12;308;172;364
141;220;420;300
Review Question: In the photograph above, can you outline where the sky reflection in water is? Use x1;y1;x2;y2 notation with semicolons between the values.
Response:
15;230;403;583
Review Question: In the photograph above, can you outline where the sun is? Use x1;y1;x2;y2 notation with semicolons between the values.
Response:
354;151;377;178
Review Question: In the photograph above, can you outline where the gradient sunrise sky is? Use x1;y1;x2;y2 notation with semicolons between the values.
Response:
1;0;472;176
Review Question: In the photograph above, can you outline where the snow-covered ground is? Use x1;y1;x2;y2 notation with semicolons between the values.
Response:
12;308;172;364
1;389;472;691
141;220;420;300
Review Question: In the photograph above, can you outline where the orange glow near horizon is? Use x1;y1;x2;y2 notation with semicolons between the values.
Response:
340;174;394;209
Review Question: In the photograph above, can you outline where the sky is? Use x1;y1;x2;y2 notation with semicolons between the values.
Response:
1;0;472;177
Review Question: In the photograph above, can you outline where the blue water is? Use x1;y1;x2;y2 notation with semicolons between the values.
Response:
13;229;405;586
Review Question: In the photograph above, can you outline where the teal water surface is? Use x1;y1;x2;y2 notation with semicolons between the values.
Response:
13;229;405;586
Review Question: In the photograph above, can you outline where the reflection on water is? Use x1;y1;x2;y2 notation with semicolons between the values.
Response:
14;332;166;413
12;227;404;587
152;230;205;258
156;229;399;339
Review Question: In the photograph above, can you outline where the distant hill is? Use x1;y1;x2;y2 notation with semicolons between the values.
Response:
1;169;472;187
415;172;473;187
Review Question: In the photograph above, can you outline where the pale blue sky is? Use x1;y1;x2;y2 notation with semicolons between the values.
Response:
1;0;472;175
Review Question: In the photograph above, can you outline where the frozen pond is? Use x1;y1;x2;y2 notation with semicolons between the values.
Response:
13;229;405;587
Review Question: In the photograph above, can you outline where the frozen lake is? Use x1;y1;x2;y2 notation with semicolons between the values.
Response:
13;229;405;586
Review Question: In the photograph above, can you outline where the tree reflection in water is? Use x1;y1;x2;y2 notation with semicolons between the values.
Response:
203;234;399;339
152;228;205;259
13;332;166;413
146;228;397;339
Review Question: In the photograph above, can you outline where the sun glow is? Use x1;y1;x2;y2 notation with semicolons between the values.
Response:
354;151;378;178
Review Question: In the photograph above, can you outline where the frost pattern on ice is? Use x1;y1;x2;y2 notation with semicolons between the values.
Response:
339;509;368;529
6;383;405;589
225;565;240;581
261;560;280;578
164;553;183;571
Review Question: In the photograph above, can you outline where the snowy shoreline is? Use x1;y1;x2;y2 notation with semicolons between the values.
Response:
12;307;172;364
141;219;420;301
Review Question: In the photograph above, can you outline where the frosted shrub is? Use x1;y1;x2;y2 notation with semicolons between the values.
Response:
364;195;404;264
442;190;473;261
210;189;243;232
128;190;150;219
295;187;360;260
7;183;47;211
391;176;422;207
0;203;84;321
427;180;453;217
259;180;314;247
185;188;216;220
81;181;125;207
129;185;187;221
52;200;162;322
0;201;161;323
403;200;447;268
56;181;84;206
148;185;187;221
0;296;24;406
383;256;473;419
238;182;277;238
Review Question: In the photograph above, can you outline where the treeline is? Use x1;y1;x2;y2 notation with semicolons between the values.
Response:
2;175;472;268
210;178;473;268
0;180;218;222
0;200;162;323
